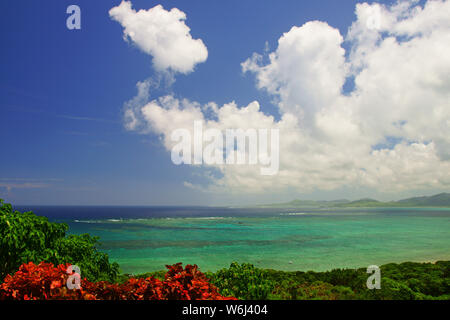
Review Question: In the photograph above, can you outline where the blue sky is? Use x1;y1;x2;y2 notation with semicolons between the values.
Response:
1;0;448;205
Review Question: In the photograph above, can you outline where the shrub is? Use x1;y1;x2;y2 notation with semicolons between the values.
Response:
0;262;236;300
81;277;164;300
270;281;357;300
211;262;274;300
360;277;416;300
161;263;235;300
317;268;367;290
0;262;95;300
55;234;119;282
381;261;450;296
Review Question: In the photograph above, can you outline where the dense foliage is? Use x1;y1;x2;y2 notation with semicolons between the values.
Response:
0;262;235;300
207;261;450;300
207;262;273;299
0;199;119;282
0;262;95;300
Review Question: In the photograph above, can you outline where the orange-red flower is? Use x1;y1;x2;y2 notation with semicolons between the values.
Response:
0;262;236;300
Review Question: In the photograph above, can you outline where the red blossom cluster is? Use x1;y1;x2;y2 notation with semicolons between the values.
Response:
0;262;236;300
162;263;235;300
0;262;95;300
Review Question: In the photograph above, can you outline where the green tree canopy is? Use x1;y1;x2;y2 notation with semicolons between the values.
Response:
0;199;119;282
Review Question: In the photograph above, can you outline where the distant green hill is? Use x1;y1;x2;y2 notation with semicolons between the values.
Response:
335;198;385;208
257;193;450;208
396;193;450;206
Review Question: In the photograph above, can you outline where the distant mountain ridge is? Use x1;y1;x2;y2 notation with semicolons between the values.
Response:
257;193;450;208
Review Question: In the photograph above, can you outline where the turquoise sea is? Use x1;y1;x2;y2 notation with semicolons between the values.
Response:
20;206;450;274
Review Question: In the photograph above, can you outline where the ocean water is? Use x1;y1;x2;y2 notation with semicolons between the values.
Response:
16;206;450;274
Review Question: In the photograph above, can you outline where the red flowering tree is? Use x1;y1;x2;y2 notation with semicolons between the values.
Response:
0;262;236;300
0;262;95;300
161;263;235;300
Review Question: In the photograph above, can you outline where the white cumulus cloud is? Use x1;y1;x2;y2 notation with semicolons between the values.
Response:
109;1;208;74
123;0;450;198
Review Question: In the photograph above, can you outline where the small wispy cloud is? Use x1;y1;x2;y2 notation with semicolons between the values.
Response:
0;178;62;182
3;104;118;124
0;182;49;193
0;178;61;194
56;114;119;123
